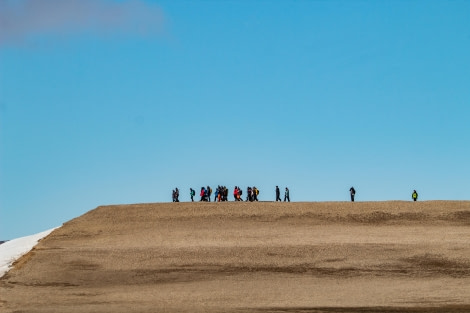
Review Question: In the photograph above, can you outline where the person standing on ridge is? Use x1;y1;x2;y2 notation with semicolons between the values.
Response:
214;187;219;202
200;187;206;201
275;186;282;202
207;186;212;202
223;186;228;201
217;186;222;202
412;190;418;201
284;187;290;202
190;188;195;202
253;187;259;201
349;187;356;202
237;187;243;201
234;186;239;201
175;188;180;202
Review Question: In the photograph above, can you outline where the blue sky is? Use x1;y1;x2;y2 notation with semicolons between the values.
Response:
1;0;469;240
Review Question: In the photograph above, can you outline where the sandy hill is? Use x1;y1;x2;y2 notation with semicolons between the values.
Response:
1;201;470;313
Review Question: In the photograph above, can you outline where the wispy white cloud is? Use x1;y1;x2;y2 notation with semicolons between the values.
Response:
0;0;166;46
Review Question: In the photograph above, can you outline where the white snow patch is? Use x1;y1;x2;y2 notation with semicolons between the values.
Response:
0;228;58;278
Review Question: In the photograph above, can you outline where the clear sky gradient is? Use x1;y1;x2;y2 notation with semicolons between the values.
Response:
1;0;469;239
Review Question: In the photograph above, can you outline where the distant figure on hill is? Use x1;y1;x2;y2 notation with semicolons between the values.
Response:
190;188;195;202
284;187;290;202
275;186;281;202
237;187;243;201
349;187;356;202
412;190;418;201
214;187;219;202
223;186;229;201
172;188;179;202
207;186;212;202
253;187;259;201
233;186;239;201
200;187;206;201
247;186;252;201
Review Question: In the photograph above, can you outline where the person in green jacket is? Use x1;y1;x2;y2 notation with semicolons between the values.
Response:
190;188;195;202
284;187;290;202
412;190;418;201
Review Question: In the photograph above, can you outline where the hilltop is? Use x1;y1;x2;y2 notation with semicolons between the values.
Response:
1;201;470;313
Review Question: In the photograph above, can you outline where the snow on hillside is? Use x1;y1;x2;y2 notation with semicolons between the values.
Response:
0;228;58;278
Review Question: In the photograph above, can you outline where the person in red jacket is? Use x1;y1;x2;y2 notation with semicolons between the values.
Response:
233;186;238;201
200;187;206;201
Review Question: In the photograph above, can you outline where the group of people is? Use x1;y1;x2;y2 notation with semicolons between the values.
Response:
191;186;231;202
233;186;260;201
178;186;420;202
186;185;267;202
275;186;290;202
348;187;419;202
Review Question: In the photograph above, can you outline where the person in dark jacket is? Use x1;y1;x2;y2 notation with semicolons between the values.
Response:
253;187;259;201
275;186;282;202
174;188;179;202
247;186;252;201
349;187;356;202
207;186;212;202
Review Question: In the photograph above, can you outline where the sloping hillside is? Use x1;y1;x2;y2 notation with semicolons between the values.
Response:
1;201;470;313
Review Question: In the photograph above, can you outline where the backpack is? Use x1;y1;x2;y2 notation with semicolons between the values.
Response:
256;189;259;195
191;190;195;196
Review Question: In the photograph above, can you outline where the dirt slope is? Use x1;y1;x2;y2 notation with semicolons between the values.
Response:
1;201;470;313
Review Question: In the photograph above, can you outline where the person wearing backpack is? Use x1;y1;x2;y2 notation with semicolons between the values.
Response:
238;187;243;201
412;190;418;202
253;187;259;201
175;188;180;202
349;187;356;202
200;187;206;201
190;188;195;202
284;187;290;202
233;186;239;201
